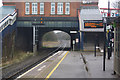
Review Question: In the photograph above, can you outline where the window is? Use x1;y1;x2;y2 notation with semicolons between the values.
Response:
57;3;63;14
51;3;55;14
65;3;70;14
40;3;44;14
32;3;37;14
25;3;30;14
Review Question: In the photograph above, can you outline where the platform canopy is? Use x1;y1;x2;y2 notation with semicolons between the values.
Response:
0;6;15;21
80;6;103;32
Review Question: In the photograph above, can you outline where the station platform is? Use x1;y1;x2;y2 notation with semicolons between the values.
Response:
49;51;118;78
17;51;118;79
49;51;88;78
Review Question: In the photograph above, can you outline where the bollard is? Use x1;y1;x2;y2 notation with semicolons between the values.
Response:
73;40;75;51
94;42;96;57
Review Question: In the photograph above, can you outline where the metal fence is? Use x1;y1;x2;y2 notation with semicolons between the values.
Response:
114;17;120;76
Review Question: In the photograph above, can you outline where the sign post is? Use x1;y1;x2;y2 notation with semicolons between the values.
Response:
94;36;97;57
103;17;107;71
73;40;75;51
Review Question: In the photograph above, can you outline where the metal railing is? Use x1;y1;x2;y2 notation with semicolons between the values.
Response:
0;10;17;32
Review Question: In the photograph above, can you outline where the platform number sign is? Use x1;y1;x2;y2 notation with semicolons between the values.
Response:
111;13;116;17
103;12;116;17
103;13;107;17
73;40;75;45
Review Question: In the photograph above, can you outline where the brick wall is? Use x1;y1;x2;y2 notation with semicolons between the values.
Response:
3;2;98;17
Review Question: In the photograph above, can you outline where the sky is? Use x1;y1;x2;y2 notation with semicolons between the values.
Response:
99;0;118;8
0;0;2;7
0;0;118;8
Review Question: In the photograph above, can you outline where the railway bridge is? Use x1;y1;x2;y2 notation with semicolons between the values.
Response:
16;17;80;52
0;0;102;53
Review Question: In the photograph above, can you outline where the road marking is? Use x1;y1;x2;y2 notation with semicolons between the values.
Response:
37;65;46;71
60;51;67;57
17;51;60;79
45;51;69;80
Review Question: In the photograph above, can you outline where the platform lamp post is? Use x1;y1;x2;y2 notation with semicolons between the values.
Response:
103;17;107;71
33;26;36;54
107;0;111;60
33;19;37;54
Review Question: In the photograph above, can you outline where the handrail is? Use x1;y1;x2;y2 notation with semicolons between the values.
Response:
0;10;17;32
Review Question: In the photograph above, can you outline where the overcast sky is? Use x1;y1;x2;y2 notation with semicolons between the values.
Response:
0;0;118;8
0;0;2;7
99;0;117;8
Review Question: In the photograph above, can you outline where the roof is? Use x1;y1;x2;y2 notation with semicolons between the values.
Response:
0;6;15;21
80;8;102;20
100;8;120;10
3;0;98;2
80;6;98;9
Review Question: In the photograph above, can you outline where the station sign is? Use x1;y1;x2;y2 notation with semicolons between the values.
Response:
70;31;77;34
73;40;75;45
84;20;103;28
102;12;119;17
76;38;79;43
106;25;111;31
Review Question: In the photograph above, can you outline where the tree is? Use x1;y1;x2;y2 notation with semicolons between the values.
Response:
112;0;120;9
43;32;58;41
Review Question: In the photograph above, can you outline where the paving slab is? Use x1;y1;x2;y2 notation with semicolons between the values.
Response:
50;51;119;78
50;51;89;78
81;52;118;78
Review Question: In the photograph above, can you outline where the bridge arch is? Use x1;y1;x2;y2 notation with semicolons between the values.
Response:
33;27;80;51
39;30;71;49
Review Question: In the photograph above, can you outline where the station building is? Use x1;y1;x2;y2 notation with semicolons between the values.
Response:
79;5;103;51
1;0;103;51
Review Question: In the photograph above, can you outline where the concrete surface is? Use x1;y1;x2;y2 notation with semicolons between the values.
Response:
50;51;88;78
16;51;119;79
81;51;118;78
50;51;119;78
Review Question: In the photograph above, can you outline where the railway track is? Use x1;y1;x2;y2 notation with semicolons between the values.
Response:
2;44;68;80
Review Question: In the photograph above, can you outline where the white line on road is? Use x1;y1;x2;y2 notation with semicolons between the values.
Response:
16;51;61;79
37;65;46;71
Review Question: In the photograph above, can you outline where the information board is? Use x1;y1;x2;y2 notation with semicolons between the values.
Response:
84;20;103;28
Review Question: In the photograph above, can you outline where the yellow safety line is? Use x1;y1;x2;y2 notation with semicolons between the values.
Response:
45;51;69;80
